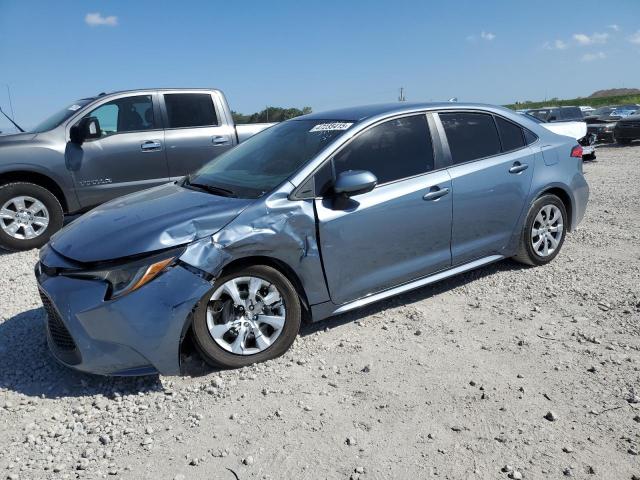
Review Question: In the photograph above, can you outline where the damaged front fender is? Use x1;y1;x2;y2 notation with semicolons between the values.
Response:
179;183;330;306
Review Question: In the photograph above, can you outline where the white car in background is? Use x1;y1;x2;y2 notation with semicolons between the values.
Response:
519;112;596;161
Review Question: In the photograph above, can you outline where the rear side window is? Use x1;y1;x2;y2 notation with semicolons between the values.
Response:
560;107;583;121
439;112;501;164
164;93;218;128
495;116;525;152
523;129;538;145
332;114;434;184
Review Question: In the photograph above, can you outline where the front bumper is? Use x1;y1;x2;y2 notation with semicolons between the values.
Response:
36;255;213;376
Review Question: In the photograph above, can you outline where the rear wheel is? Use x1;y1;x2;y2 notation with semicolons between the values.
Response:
0;182;64;251
192;265;301;368
513;194;567;266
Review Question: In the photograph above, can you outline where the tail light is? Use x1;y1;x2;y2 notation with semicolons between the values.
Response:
570;145;583;158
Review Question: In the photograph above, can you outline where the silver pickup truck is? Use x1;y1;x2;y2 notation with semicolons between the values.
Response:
0;88;273;251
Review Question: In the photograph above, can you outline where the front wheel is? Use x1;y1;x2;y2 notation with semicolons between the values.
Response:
192;265;301;368
513;194;567;266
0;182;64;252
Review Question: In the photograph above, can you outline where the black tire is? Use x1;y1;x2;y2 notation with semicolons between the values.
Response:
616;138;632;145
513;194;567;267
192;265;301;369
582;153;596;162
0;182;64;252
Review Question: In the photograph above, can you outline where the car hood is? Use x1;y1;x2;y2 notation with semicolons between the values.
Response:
50;182;254;263
0;132;37;143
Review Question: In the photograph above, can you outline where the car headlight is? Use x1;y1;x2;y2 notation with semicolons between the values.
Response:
65;247;185;300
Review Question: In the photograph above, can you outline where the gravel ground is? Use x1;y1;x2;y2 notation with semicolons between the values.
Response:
1;145;639;480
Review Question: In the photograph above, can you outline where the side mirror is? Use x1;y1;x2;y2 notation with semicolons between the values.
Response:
70;117;101;145
334;170;377;197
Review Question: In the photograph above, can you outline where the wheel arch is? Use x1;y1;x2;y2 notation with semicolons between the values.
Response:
536;186;573;231
0;170;69;212
219;255;311;319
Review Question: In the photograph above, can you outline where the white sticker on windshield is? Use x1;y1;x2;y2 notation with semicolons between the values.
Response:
67;104;82;111
309;122;353;132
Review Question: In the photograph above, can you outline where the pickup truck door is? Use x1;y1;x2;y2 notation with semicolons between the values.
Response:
160;91;237;178
68;92;170;208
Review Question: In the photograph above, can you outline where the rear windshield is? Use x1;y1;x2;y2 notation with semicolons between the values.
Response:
188;119;353;199
31;99;94;133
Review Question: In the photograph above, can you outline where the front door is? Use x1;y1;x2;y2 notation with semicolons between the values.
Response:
438;111;535;265
69;93;170;208
161;92;236;178
315;114;452;305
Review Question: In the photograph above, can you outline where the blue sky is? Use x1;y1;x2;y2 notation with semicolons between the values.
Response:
1;0;640;131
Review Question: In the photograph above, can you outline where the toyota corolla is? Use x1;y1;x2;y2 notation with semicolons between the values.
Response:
35;103;589;376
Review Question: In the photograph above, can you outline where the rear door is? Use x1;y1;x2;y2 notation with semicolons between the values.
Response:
314;114;452;305
69;92;170;208
161;92;236;178
438;111;535;265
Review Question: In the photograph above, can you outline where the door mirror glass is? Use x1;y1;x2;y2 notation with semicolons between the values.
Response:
70;117;101;144
334;170;377;197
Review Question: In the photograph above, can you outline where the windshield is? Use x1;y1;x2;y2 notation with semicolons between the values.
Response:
31;98;94;133
187;119;353;199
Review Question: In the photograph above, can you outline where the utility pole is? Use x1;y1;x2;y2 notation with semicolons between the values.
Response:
398;87;406;102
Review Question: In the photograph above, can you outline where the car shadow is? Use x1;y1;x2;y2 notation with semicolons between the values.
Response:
0;307;162;399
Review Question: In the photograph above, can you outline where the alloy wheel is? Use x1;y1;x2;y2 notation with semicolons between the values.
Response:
531;204;564;257
0;196;50;240
206;276;286;355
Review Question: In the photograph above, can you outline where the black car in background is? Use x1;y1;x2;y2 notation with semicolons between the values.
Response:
614;114;640;144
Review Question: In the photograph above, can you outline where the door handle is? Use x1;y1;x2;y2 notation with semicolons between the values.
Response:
423;186;450;201
509;162;529;174
212;135;230;146
141;140;162;151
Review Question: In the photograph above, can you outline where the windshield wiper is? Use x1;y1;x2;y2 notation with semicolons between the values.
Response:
183;176;237;197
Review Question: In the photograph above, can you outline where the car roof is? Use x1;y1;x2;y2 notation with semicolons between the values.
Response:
297;102;505;122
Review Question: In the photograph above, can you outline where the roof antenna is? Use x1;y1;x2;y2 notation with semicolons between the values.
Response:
0;105;24;132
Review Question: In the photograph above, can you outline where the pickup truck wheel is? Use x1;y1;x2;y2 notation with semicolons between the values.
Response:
0;182;64;251
192;265;301;369
513;194;567;267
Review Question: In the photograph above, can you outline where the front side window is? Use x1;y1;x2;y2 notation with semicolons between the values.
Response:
83;95;155;137
333;115;434;184
439;112;501;164
188;119;351;199
495;116;525;152
164;93;218;128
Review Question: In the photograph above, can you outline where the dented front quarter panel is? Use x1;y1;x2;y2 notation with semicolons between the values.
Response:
180;182;330;306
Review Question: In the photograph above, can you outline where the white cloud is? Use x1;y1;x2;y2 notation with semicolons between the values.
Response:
581;51;606;62
608;24;620;31
480;31;496;41
85;12;118;27
629;30;640;44
544;39;568;50
573;32;609;45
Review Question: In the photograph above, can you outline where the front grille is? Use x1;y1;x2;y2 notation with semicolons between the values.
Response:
38;289;81;364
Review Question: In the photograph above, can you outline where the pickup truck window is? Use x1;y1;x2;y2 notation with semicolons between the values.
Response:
31;98;94;133
188;119;350;199
164;93;218;128
83;95;155;137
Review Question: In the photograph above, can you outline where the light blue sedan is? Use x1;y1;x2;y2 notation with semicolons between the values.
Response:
36;102;589;375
